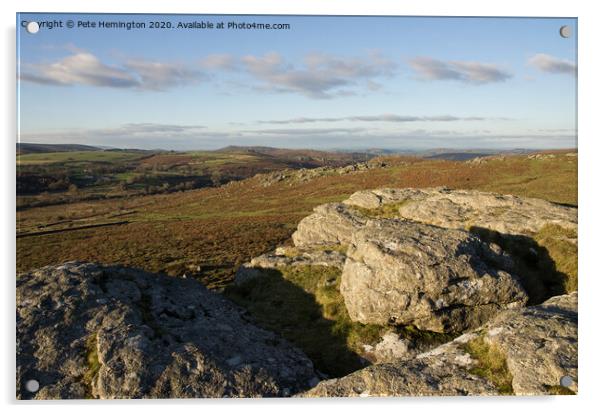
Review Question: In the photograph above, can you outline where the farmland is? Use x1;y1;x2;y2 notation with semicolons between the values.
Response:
17;146;370;210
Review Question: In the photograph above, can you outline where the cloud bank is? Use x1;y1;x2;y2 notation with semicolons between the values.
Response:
236;51;396;99
20;49;397;98
257;114;509;124
19;121;575;152
528;53;576;75
20;52;205;91
408;57;512;84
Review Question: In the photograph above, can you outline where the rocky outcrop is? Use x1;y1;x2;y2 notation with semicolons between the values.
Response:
292;203;367;247
258;161;391;188
484;292;578;395
303;292;578;397
17;262;317;399
231;186;576;396
304;332;500;397
341;219;527;333
292;188;576;250
343;187;577;238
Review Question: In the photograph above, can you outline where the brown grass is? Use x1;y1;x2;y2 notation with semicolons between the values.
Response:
17;154;577;291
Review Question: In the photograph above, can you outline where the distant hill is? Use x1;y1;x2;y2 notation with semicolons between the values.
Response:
424;152;493;161
17;143;101;155
215;145;374;162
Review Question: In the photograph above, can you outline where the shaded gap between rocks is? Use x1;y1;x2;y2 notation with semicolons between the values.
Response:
469;226;572;305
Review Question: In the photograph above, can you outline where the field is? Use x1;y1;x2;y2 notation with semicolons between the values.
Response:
16;146;369;210
17;150;577;290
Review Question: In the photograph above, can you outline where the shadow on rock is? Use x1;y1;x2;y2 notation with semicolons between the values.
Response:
224;268;368;378
469;226;569;304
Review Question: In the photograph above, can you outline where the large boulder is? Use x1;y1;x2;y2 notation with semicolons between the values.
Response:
17;262;318;399
303;292;578;397
293;187;577;250
341;219;527;333
292;203;368;247
343;187;577;237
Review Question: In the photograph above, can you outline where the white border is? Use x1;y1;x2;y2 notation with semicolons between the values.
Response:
3;1;601;412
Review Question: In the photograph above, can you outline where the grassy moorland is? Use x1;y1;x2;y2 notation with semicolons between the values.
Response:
17;151;577;290
17;147;369;210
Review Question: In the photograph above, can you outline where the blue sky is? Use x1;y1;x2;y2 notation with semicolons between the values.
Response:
17;13;577;150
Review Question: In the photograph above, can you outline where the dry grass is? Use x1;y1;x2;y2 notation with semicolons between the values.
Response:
17;154;577;292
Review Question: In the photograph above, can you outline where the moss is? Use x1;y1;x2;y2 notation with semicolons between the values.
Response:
348;200;411;219
315;243;349;255
83;332;101;398
462;336;514;395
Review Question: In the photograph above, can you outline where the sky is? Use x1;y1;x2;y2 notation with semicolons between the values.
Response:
17;13;577;151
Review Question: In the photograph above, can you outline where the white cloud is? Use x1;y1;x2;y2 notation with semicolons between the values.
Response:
20;122;576;151
20;52;139;88
528;53;576;75
236;51;397;99
243;127;367;135
408;57;512;84
257;114;507;124
20;52;205;91
124;60;204;90
200;54;238;70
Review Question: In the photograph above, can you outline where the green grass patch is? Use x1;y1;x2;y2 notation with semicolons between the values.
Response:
17;150;143;165
462;336;514;395
534;224;578;293
224;265;387;377
348;200;411;219
83;332;101;398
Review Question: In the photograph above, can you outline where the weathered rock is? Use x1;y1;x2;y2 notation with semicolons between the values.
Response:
303;332;498;397
361;332;412;363
341;219;527;332
303;293;578;397
343;187;577;238
292;203;368;247
294;188;576;252
528;153;557;160
235;246;347;285
484;291;578;395
257;161;390;188
343;188;425;210
17;262;317;399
